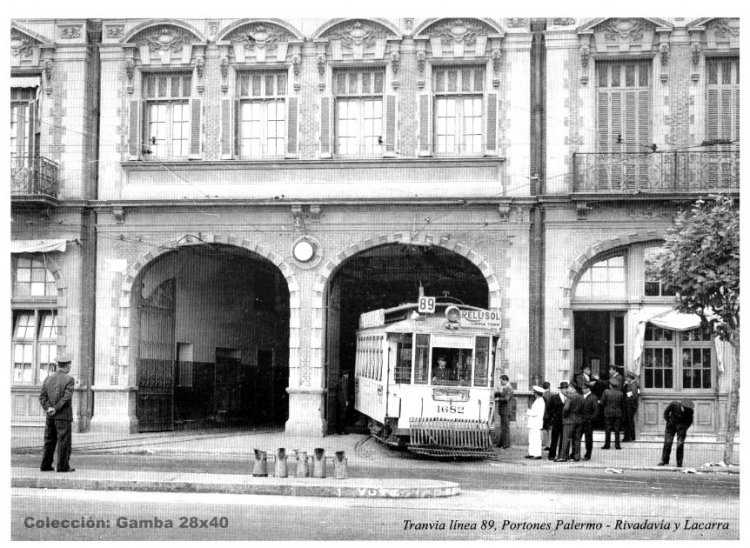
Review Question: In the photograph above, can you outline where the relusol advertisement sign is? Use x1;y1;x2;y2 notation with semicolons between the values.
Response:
459;308;502;330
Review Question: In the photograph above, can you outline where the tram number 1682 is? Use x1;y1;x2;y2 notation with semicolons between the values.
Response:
436;404;465;414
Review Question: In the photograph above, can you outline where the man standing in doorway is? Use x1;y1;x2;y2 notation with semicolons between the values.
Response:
39;354;76;473
601;379;625;450
335;372;351;435
495;375;514;449
658;399;694;467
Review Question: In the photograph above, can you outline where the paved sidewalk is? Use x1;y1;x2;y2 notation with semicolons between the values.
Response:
11;467;460;499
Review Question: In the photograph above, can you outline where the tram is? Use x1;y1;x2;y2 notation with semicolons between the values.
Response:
353;297;500;458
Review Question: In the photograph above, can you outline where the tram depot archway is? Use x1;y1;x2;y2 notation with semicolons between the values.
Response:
134;244;290;432
324;243;489;434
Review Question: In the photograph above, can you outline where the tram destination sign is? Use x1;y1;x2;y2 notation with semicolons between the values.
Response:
459;309;502;330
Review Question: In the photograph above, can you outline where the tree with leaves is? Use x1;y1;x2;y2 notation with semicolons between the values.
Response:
658;194;739;465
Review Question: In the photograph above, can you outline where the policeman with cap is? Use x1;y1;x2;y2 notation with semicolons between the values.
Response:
39;353;76;472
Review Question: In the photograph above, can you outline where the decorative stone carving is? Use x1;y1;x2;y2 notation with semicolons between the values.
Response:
105;25;124;39
219;56;229;93
710;18;740;38
580;44;590;69
506;18;528;29
136;26;193;54
416;50;426;74
316;53;326;76
207;21;219;42
193;54;205;79
553;18;576;26
291;54;301;76
691;42;702;66
10;30;37;59
404;18;414;32
602;19;645;41
43;59;54;95
431;19;484;45
59;25;81;40
323;19;390;48
125;57;135;93
659;42;669;66
227;22;295;54
491;47;501;73
390;50;400;74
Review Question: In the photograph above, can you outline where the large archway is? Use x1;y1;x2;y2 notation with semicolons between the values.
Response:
131;243;290;432
323;242;490;434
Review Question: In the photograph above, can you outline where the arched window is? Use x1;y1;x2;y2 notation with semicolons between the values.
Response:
573;254;626;300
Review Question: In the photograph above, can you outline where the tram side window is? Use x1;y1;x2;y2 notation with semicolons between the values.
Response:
414;334;430;384
394;333;413;384
474;337;490;387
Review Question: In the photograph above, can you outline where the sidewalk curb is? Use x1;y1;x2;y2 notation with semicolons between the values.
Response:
11;474;461;499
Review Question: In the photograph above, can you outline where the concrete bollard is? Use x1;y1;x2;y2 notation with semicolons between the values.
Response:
295;450;309;478
312;448;326;478
252;449;268;477
334;451;348;479
275;448;288;478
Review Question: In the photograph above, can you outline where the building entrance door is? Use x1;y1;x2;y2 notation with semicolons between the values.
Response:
573;310;625;428
136;278;176;432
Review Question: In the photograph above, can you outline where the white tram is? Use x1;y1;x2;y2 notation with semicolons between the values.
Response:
354;299;500;457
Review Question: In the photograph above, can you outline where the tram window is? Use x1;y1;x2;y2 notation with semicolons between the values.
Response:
474;337;490;387
394;333;413;384
432;348;473;386
414;334;430;384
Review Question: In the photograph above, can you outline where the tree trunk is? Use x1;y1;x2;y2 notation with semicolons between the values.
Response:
723;335;740;465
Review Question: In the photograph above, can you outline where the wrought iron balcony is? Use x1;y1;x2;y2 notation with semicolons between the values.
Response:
10;154;60;205
573;149;739;194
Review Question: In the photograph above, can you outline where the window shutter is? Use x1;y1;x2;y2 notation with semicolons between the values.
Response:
287;96;298;156
637;90;650;188
418;94;432;155
234;99;241;159
189;98;202;159
485;93;497;153
734;87;739;142
720;89;732;140
384;94;396;155
320;96;331;157
707;89;719;141
128;99;142;160
624;91;637;151
611;91;622;149
221;98;233;159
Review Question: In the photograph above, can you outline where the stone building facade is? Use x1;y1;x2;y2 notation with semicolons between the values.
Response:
10;17;738;442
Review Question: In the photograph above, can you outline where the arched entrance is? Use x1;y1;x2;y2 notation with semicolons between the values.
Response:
132;243;290;432
324;242;490;434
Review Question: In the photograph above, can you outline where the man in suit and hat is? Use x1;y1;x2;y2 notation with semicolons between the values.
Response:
623;371;641;442
546;381;567;460
580;381;599;460
495;375;514;448
557;382;584;461
600;378;625;450
39;354;76;472
658;399;694;467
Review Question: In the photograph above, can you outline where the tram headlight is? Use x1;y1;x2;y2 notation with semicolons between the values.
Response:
445;305;461;324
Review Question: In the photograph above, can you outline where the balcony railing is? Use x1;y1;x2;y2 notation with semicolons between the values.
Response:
573;149;740;193
10;155;59;202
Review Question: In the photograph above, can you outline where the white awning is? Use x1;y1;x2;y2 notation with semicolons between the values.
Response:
631;306;722;375
11;76;41;88
11;239;67;253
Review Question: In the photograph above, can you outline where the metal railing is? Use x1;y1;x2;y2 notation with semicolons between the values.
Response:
573;149;740;193
10;154;60;199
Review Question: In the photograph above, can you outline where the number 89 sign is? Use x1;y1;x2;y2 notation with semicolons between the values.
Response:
418;296;436;314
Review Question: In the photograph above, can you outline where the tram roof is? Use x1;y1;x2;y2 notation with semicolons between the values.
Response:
358;302;501;335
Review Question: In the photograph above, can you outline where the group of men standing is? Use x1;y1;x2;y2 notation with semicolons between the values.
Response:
520;365;642;462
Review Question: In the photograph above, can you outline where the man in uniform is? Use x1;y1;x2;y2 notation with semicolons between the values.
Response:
658;399;694;467
557;383;583;461
39;354;76;472
546;381;567;460
623;371;640;442
580;381;599;460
